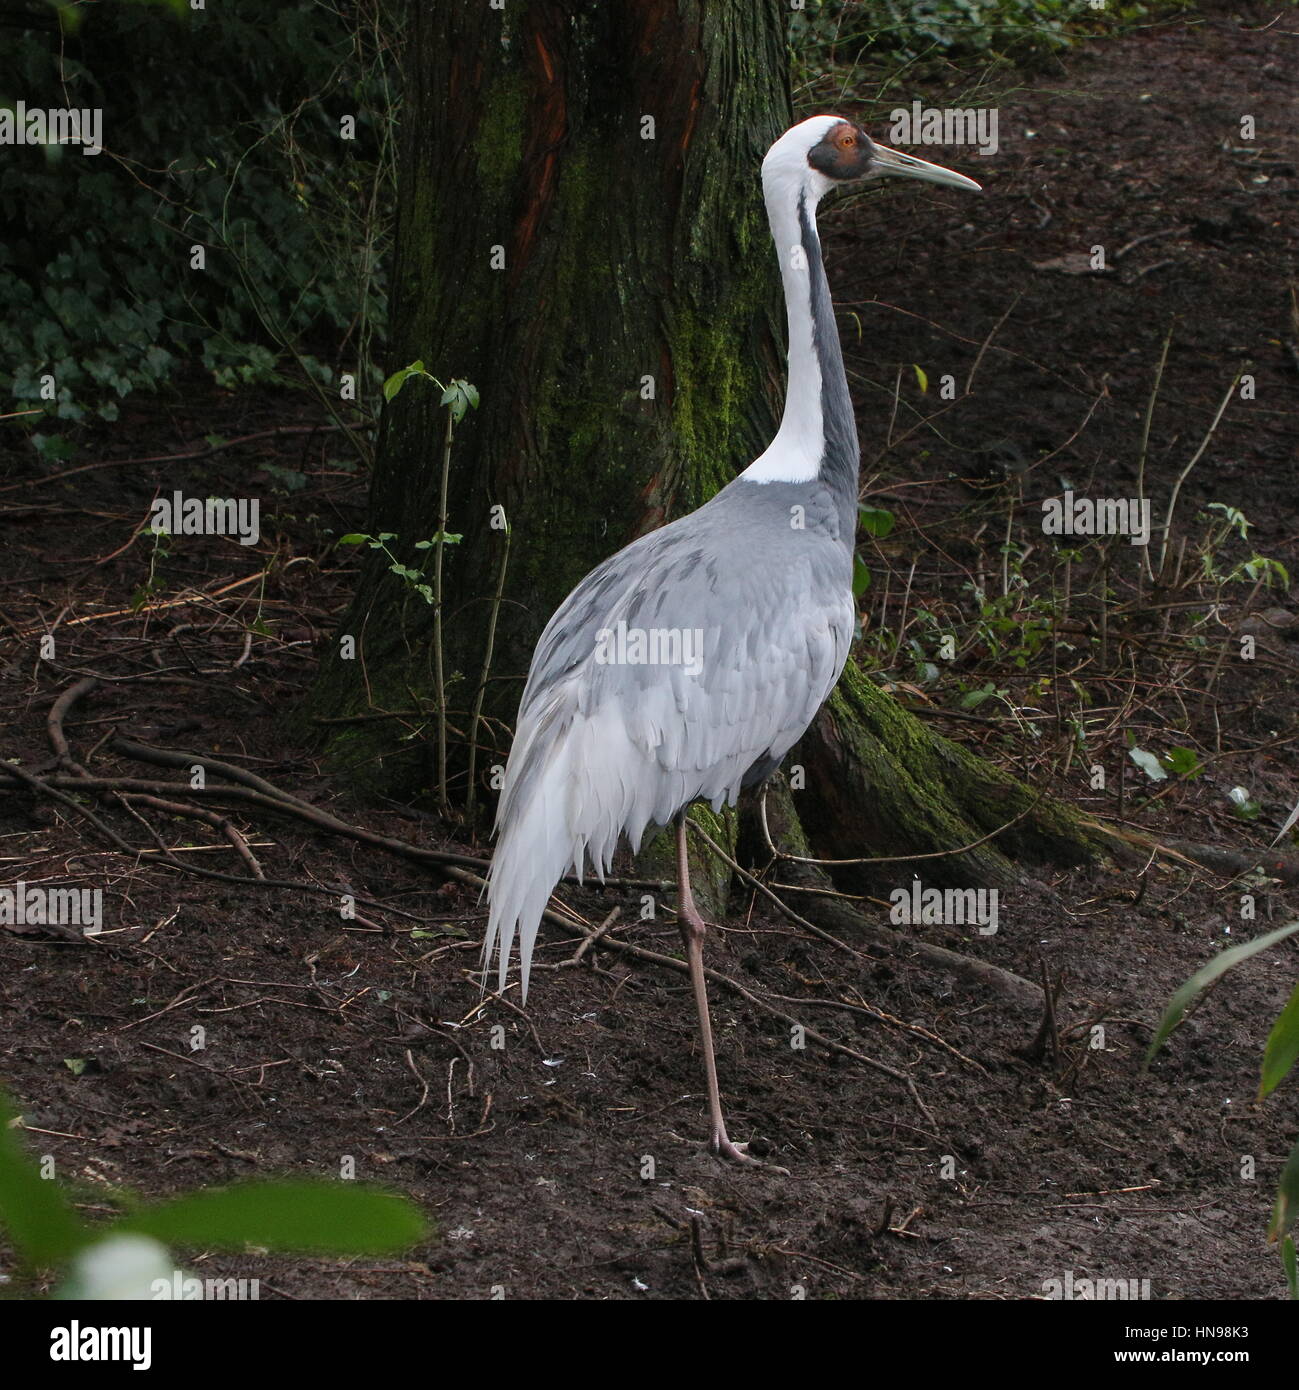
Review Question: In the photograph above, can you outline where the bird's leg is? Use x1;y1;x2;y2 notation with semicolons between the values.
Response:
675;814;766;1168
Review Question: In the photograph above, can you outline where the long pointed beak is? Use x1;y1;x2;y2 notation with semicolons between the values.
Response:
870;144;982;192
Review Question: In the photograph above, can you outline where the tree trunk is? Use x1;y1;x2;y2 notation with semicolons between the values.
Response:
304;0;1105;895
304;0;792;794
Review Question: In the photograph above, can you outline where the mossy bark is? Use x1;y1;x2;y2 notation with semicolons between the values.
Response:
795;664;1108;893
303;0;1106;902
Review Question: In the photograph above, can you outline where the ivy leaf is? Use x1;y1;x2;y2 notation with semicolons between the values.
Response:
1161;746;1203;778
857;505;895;539
852;556;871;597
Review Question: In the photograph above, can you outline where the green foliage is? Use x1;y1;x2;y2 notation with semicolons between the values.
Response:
0;1097;85;1266
338;531;441;605
1226;785;1262;821
1145;922;1299;1292
117;1181;425;1255
854;503;895;597
788;0;1177;71
129;527;170;612
2;0;400;437
1262;982;1299;1101
0;1088;428;1292
965;578;1054;672
1126;742;1202;782
1271;1139;1299;1260
1196;505;1290;590
382;361;480;423
1144;921;1299;1064
858;504;896;539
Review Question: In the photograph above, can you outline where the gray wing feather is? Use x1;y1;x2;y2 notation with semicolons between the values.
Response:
503;483;854;862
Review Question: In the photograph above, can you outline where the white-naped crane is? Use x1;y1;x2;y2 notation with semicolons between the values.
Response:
485;116;980;1166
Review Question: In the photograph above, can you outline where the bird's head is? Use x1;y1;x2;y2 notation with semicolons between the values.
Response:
763;114;981;204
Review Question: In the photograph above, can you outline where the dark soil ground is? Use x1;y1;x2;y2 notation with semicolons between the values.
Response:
3;5;1298;1300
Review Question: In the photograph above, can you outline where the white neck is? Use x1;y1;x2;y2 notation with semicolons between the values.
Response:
742;126;837;486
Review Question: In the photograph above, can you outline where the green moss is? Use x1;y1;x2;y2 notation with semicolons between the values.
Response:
668;199;776;511
635;805;737;924
471;77;527;193
818;660;1106;879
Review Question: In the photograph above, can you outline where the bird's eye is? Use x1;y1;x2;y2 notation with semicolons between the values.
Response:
838;134;855;149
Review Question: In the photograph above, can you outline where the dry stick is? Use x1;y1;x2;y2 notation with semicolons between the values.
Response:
55;712;1036;1017
965;292;1021;397
137;1041;257;1104
1136;323;1174;582
685;816;868;961
47;680;264;880
1001;479;1016;600
1198;572;1266;719
750;799;1044;1007
763;989;985;1072
754;781;1048;869
109;738;484;871
572;908;621;965
1114;226;1189;260
2;761;142;858
1156;368;1243;578
586;934;938;1131
113;730;653;890
2;763;586;933
466;526;511;818
394;1049;431;1127
0;765;428;921
0;423;369;496
18;571;268;638
468;985;550;1057
121;793;265;880
433;406;454;817
884;365;903;450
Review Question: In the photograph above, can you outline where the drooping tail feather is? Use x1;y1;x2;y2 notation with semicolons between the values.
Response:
484;664;727;999
483;692;579;1002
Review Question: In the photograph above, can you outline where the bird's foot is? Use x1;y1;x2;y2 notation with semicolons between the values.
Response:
710;1133;790;1175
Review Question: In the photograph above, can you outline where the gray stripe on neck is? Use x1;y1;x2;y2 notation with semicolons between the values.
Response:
798;193;860;509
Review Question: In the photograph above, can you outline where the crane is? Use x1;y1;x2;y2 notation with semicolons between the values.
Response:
485;115;979;1167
